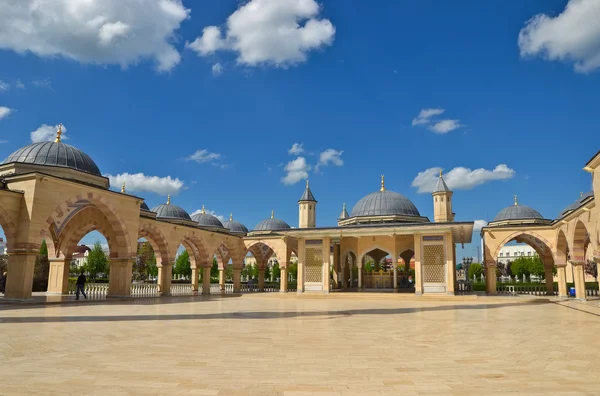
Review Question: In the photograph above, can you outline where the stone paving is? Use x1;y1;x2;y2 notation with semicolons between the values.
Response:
1;294;599;395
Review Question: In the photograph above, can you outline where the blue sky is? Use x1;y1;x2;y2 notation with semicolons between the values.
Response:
0;0;599;261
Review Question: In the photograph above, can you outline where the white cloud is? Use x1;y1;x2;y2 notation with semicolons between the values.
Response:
317;149;343;169
288;143;304;155
186;149;221;163
429;119;461;134
282;156;310;185
32;80;54;91
15;79;25;89
412;108;444;126
212;63;224;76
190;208;225;222
473;220;488;231
412;164;515;193
106;173;184;196
0;0;190;72
0;81;10;91
187;0;335;68
412;108;461;134
518;0;600;73
30;124;67;142
0;107;12;120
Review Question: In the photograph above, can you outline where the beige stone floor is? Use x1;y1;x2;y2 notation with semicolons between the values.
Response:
1;294;599;396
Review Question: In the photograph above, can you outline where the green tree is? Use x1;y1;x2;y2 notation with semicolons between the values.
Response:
288;262;298;281
134;242;156;281
585;260;598;281
225;264;234;281
33;240;50;291
511;257;531;281
528;256;545;280
468;263;483;280
86;241;108;281
272;262;281;280
211;256;219;280
174;250;191;278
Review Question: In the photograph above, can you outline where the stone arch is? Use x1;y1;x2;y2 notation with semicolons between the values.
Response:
491;231;555;264
571;220;589;262
179;232;211;268
138;223;170;263
246;241;276;269
357;245;392;265
41;193;132;259
214;241;232;270
0;204;17;250
399;249;415;266
556;229;569;264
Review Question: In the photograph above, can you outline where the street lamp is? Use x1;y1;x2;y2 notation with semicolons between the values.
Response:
462;257;473;287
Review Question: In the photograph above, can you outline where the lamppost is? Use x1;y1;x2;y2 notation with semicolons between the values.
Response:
462;257;473;289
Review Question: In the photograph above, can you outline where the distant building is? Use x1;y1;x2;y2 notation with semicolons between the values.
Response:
496;245;537;265
0;237;6;255
71;245;91;268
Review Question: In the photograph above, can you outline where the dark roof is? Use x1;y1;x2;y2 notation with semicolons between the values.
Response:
350;190;420;218
339;203;349;219
299;184;316;202
559;191;594;218
433;175;450;193
585;150;600;167
151;202;191;221
140;201;150;211
191;210;224;228
2;141;101;176
254;216;291;231
223;216;249;234
493;203;543;222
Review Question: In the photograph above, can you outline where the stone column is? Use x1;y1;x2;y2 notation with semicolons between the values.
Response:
233;268;242;293
357;258;363;291
572;262;586;300
349;259;354;288
297;238;305;293
202;267;211;295
414;236;423;295
485;263;497;295
322;237;331;294
393;265;398;292
332;243;340;289
280;264;288;293
47;258;71;294
340;258;346;289
219;269;225;292
157;262;173;296
191;267;199;292
107;258;133;298
556;264;567;297
4;252;37;300
258;269;265;292
544;266;555;295
445;233;455;295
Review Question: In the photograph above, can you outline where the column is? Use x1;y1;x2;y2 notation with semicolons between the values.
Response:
157;262;173;296
258;269;265;292
233;268;242;293
322;237;331;294
445;233;455;295
556;264;567;297
332;244;340;289
357;257;363;291
219;269;225;292
544;266;555;295
485;263;497;295
280;264;288;293
191;267;199;292
297;238;305;293
47;258;71;294
202;267;211;295
572;262;586;300
595;254;600;292
4;252;37;300
414;236;423;295
349;259;354;287
107;258;133;298
393;265;398;292
340;258;346;289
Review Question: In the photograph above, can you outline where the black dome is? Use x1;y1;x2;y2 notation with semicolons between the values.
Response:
493;200;543;222
192;208;224;228
223;217;249;234
151;200;191;221
2;141;101;176
350;190;420;218
254;213;291;231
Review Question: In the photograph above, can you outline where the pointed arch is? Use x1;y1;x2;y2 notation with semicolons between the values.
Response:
138;222;170;263
491;231;555;263
572;220;590;262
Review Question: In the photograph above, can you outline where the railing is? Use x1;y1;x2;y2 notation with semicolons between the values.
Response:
586;288;599;297
170;283;192;295
496;285;554;296
131;283;159;296
457;281;472;292
67;283;109;299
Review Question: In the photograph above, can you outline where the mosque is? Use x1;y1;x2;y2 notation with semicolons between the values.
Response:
0;126;597;300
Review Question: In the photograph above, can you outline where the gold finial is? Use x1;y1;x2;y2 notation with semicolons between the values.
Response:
167;194;171;205
202;204;206;214
54;124;63;143
230;213;233;221
121;181;125;193
380;174;385;192
439;169;443;178
271;210;275;218
514;195;518;206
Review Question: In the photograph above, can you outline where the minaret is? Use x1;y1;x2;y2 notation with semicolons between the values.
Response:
432;170;454;222
339;203;349;220
298;180;317;228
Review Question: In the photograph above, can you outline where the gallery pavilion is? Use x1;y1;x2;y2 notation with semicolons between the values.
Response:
0;126;476;300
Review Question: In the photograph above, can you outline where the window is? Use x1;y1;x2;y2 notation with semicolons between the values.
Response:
499;253;503;257
435;197;438;202
309;205;312;209
527;251;532;256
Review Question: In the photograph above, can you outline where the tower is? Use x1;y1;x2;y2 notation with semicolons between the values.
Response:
432;170;454;222
298;180;317;228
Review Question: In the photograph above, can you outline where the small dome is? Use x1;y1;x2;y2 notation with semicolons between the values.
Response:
493;197;543;222
140;201;150;211
559;191;593;217
151;196;191;221
223;214;249;234
191;206;224;228
2;140;101;176
350;190;420;218
254;211;291;231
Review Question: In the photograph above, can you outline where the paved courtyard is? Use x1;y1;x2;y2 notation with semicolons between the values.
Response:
1;294;599;395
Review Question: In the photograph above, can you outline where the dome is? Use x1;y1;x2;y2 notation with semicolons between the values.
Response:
559;191;593;217
350;190;420;218
254;211;291;231
140;201;150;211
223;214;249;234
2;130;101;176
191;206;224;228
493;197;543;222
151;196;191;221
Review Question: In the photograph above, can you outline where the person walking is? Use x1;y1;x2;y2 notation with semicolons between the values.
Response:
76;271;87;300
0;271;6;295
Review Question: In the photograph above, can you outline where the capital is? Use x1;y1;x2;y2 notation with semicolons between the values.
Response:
570;260;585;266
